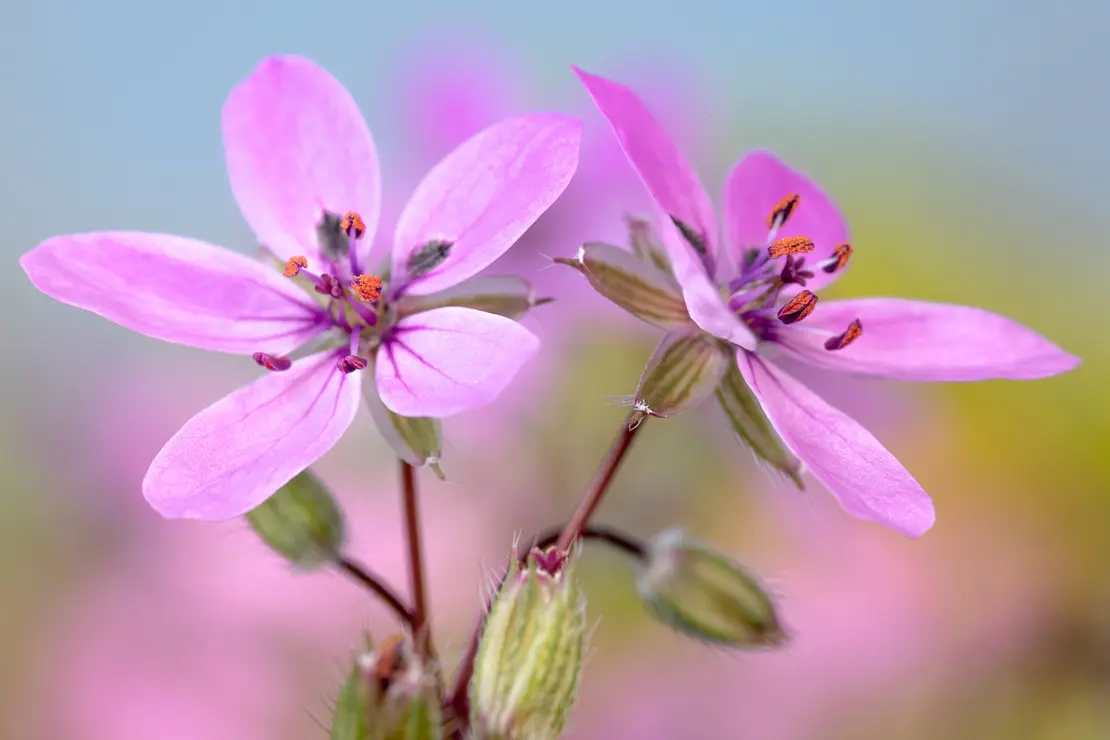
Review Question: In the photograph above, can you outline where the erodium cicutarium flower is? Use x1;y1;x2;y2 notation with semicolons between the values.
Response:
20;55;581;520
570;67;1079;537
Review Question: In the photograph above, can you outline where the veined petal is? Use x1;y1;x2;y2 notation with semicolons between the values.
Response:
20;232;323;354
223;55;382;270
391;115;582;296
724;149;849;294
574;66;720;277
143;351;361;520
776;298;1081;381
376;307;540;417
736;351;935;537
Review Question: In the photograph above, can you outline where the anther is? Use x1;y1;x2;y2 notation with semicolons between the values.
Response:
282;256;308;277
407;239;454;278
670;216;709;255
351;274;382;303
316;211;349;259
314;273;344;298
766;193;801;229
341;211;366;239
768;236;815;259
824;318;862;350
253;352;292;372
337;354;368;374
822;243;853;274
777;290;819;324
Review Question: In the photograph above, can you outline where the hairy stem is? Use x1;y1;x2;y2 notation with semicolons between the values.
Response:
533;523;647;561
555;413;646;551
400;460;431;661
334;556;414;625
445;414;646;734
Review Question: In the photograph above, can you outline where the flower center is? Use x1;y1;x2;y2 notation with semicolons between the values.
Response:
256;210;385;374
727;194;862;351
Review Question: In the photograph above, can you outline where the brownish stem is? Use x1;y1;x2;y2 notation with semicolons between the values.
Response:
400;460;431;660
334;556;414;625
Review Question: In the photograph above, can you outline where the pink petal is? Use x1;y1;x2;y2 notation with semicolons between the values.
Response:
573;66;719;276
376;307;539;417
391;114;582;296
223;55;381;270
724;149;849;294
143;351;361;520
777;297;1081;381
736;351;935;537
20;232;323;354
655;214;758;350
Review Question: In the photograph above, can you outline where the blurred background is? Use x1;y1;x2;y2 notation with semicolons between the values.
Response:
3;1;1109;738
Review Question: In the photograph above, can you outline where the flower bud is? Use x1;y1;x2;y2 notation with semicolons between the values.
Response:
331;633;443;740
396;275;541;321
636;529;786;648
715;362;803;488
245;469;345;570
469;547;586;740
555;242;691;330
632;332;731;427
363;367;445;480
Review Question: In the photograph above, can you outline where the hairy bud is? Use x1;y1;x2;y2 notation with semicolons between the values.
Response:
636;529;786;648
245;469;345;569
469;547;586;739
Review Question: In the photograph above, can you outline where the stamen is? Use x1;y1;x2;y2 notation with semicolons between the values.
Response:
768;236;815;259
777;290;819;324
253;352;292;372
282;256;308;277
821;243;853;274
407;239;453;278
314;273;344;298
351;274;382;303
341;211;366;239
766;193;801;229
670;216;709;255
824;318;863;350
337;354;369;374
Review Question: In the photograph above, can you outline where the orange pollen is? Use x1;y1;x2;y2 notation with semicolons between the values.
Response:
282;256;308;277
825;318;863;351
766;193;801;229
341;211;366;238
351;274;383;302
768;236;815;259
824;242;853;274
777;290;819;324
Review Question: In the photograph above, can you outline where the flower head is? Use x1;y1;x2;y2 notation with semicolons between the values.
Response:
20;55;581;520
571;66;1080;537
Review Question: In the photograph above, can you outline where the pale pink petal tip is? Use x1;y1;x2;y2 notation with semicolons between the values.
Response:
376;307;540;418
391;114;582;296
20;232;322;355
143;351;361;520
223;54;382;268
738;352;936;537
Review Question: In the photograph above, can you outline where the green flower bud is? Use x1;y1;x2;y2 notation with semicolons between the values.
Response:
631;332;731;427
395;275;542;321
715;361;803;488
245;469;345;570
331;634;443;740
469;547;586;740
555;243;691;330
363;366;445;480
636;529;786;648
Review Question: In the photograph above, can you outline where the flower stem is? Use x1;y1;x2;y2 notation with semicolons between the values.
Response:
533;523;647;561
334;555;414;625
445;414;646;734
554;413;646;551
400;459;431;660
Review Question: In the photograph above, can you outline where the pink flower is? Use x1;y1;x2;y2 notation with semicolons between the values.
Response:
19;55;581;521
571;67;1080;537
